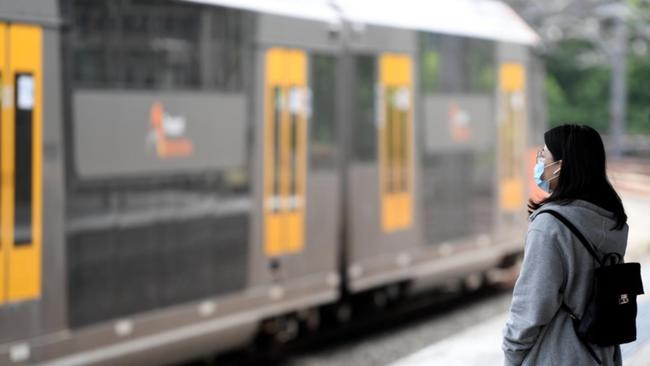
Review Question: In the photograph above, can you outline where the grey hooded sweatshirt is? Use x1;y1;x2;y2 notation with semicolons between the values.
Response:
502;199;628;366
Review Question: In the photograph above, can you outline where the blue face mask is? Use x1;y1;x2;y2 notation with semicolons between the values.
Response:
534;160;561;193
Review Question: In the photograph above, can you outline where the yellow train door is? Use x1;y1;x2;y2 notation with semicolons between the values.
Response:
0;23;43;304
264;48;308;257
498;62;527;212
379;53;413;232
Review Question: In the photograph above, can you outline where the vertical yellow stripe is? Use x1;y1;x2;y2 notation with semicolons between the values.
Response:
264;49;284;257
8;24;42;301
264;48;307;256
380;54;413;232
0;22;6;304
498;63;526;211
287;50;306;86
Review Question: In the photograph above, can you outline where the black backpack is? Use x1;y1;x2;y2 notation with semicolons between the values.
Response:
538;210;645;364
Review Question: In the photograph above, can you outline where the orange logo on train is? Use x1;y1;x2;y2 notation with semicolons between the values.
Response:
448;102;472;142
147;102;193;158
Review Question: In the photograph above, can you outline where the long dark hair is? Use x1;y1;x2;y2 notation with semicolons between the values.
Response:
528;124;627;230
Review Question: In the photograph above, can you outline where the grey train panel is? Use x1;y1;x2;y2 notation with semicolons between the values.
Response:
304;171;340;272
257;13;340;52
0;0;59;24
423;96;495;153
349;25;417;54
420;151;496;245
73;91;247;178
249;48;269;288
41;27;67;336
497;42;529;63
347;164;381;260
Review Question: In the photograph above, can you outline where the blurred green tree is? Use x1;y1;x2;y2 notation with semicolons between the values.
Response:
545;41;650;134
544;39;610;133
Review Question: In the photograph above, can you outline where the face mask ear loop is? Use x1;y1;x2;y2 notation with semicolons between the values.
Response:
550;160;562;176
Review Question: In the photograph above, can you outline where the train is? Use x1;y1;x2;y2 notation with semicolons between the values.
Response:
0;0;546;365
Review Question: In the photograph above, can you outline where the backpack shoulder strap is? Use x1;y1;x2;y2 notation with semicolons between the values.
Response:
536;210;605;365
536;210;604;266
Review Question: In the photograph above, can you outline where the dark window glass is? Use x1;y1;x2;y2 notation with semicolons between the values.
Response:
352;55;377;162
15;73;34;245
419;33;495;94
290;110;298;195
67;0;251;91
309;54;337;170
466;39;496;93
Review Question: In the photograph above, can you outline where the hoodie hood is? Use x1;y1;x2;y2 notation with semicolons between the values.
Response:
529;199;628;257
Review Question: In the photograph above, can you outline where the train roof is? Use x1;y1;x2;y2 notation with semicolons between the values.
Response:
182;0;540;45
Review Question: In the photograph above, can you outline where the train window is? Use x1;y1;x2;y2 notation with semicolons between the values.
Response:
66;0;251;91
419;35;441;93
310;54;337;170
272;86;282;208
466;39;495;93
352;55;377;162
290;109;298;196
14;73;34;245
419;33;495;94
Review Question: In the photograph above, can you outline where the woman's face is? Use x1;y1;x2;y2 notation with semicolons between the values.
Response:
538;145;562;190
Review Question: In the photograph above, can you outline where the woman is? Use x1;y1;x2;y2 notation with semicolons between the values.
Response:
502;124;628;366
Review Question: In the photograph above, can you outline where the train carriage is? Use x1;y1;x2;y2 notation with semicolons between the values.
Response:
0;1;542;365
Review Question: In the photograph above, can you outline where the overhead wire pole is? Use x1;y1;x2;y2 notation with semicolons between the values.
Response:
609;12;628;158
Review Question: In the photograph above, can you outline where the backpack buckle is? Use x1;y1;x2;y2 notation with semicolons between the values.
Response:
619;294;629;305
